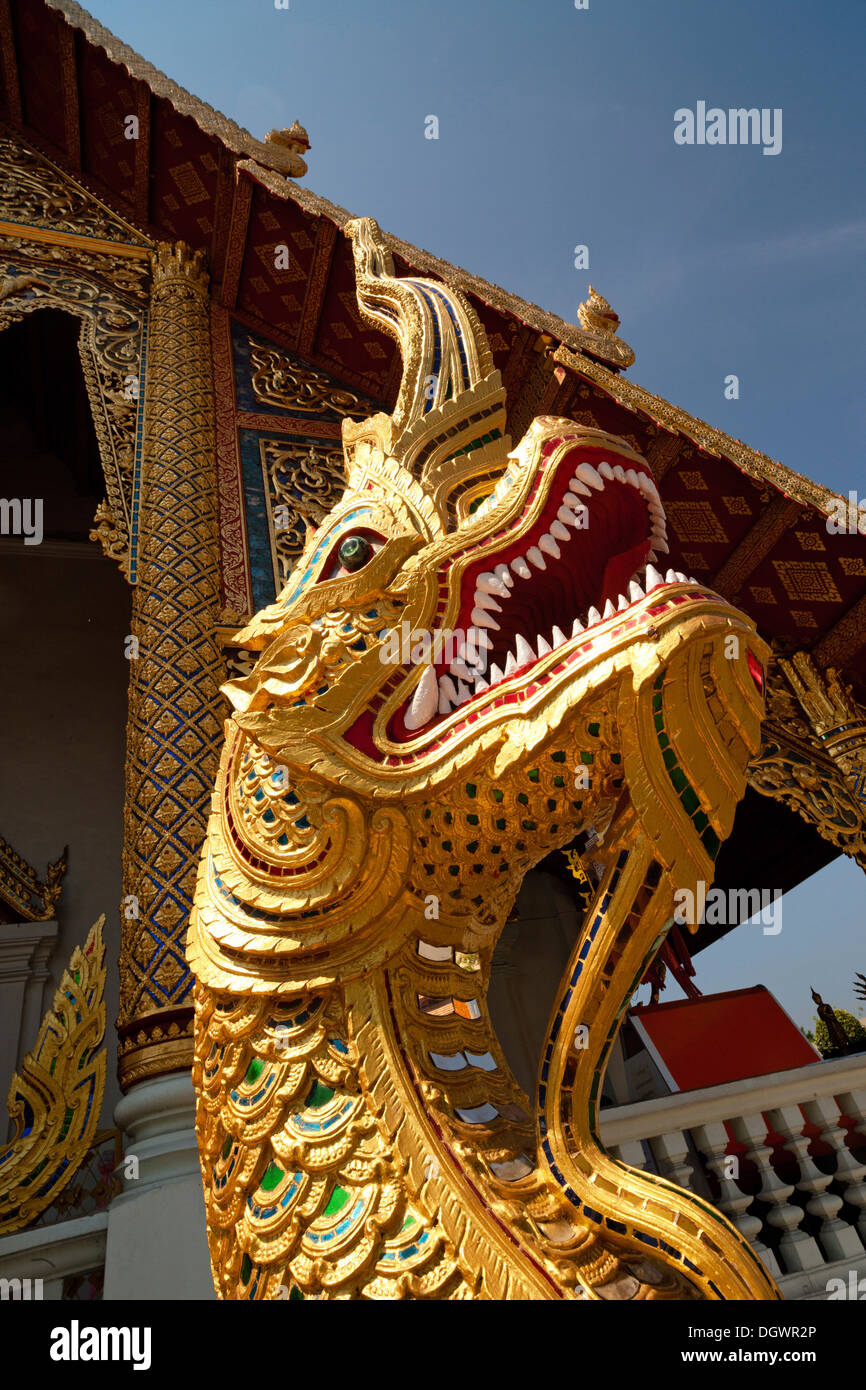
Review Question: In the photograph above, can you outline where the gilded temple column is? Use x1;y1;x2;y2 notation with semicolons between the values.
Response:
105;242;222;1298
116;242;224;1091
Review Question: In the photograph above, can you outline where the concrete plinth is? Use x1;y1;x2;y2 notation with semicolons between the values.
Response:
103;1071;214;1300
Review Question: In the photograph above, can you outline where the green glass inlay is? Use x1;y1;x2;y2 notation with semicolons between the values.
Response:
493;788;504;802
527;768;539;782
653;713;664;732
307;1081;334;1108
681;786;699;815
289;1286;305;1300
658;732;669;749
465;783;477;798
521;820;536;831
245;1057;264;1085
467;814;479;825
401;1213;416;1232
587;722;600;737
553;776;565;788
466;841;479;854
580;752;593;764
693;811;709;833
652;693;663;713
261;1161;284;1192
448;865;459;876
517;792;528;805
551;751;566;763
221;1134;233;1161
324;1185;350;1217
441;840;452;852
702;827;721;859
240;1253;252;1284
495;818;506;830
547;799;557;812
662;748;676;770
670;767;687;794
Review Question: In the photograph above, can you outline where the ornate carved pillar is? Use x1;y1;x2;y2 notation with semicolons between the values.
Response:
116;243;224;1092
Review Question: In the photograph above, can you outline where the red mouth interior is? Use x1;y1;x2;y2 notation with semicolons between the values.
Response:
388;446;659;741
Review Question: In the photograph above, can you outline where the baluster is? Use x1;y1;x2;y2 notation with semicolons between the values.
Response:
611;1139;649;1171
799;1096;865;1260
649;1129;694;1190
835;1086;866;1240
761;1106;824;1272
691;1120;765;1252
728;1113;786;1278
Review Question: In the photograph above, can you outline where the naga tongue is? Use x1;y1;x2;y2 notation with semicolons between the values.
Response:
600;537;652;612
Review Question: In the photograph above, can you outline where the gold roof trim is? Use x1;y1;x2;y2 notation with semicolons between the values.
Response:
46;1;308;178
238;159;634;369
553;345;842;516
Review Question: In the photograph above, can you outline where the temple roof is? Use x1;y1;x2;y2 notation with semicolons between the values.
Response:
2;0;865;697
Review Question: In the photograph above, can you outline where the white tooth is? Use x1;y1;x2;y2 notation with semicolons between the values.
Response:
536;633;552;656
456;680;472;704
405;665;438;730
475;676;489;692
569;478;593;498
564;490;588;510
539;533;560;559
504;651;517;676
665;569;678;583
675;571;688;583
472;627;493;650
550;519;570;541
477;572;510;598
552;625;568;648
571;618;584;637
474;590;502;612
558;506;575;526
438;684;454;715
645;563;664;589
471;606;500;630
653;537;670;554
561;506;586;529
628;579;644;601
489;663;504;684
602;598;616;620
689;575;699;584
647;549;657;562
439;674;458;701
613;464;627;482
617;593;628;610
598;461;615;480
527;546;547;570
586;606;601;626
575;463;604;491
511;557;531;580
450;658;475;682
495;563;514;588
515;633;535;665
625;469;640;487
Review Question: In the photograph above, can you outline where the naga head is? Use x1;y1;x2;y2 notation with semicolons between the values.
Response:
189;218;767;998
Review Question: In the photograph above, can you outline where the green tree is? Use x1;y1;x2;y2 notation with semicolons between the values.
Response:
812;1008;866;1058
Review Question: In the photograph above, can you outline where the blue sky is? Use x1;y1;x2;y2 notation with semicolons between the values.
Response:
88;0;865;1028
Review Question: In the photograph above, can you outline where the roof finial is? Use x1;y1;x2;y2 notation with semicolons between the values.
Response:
577;285;622;337
264;121;310;177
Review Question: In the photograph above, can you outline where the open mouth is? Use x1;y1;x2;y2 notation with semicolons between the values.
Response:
396;450;695;737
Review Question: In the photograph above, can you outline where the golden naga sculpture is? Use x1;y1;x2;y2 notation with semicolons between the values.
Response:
188;219;777;1301
0;918;106;1234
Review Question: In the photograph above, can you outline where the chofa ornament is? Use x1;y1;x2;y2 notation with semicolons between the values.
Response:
188;218;777;1301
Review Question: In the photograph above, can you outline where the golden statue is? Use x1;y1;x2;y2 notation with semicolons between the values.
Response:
188;218;778;1301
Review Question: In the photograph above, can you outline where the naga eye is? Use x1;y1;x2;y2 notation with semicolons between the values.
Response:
338;535;373;572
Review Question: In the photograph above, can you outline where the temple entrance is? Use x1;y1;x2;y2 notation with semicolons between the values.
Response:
0;310;130;1130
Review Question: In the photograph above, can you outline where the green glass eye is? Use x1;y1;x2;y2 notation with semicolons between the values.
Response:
338;535;372;572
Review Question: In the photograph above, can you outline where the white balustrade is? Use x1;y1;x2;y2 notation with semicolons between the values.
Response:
599;1051;866;1297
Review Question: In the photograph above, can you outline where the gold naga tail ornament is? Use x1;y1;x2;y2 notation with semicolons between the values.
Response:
0;917;106;1234
188;219;779;1302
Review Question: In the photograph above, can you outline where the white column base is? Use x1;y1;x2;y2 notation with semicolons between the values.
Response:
104;1071;214;1300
